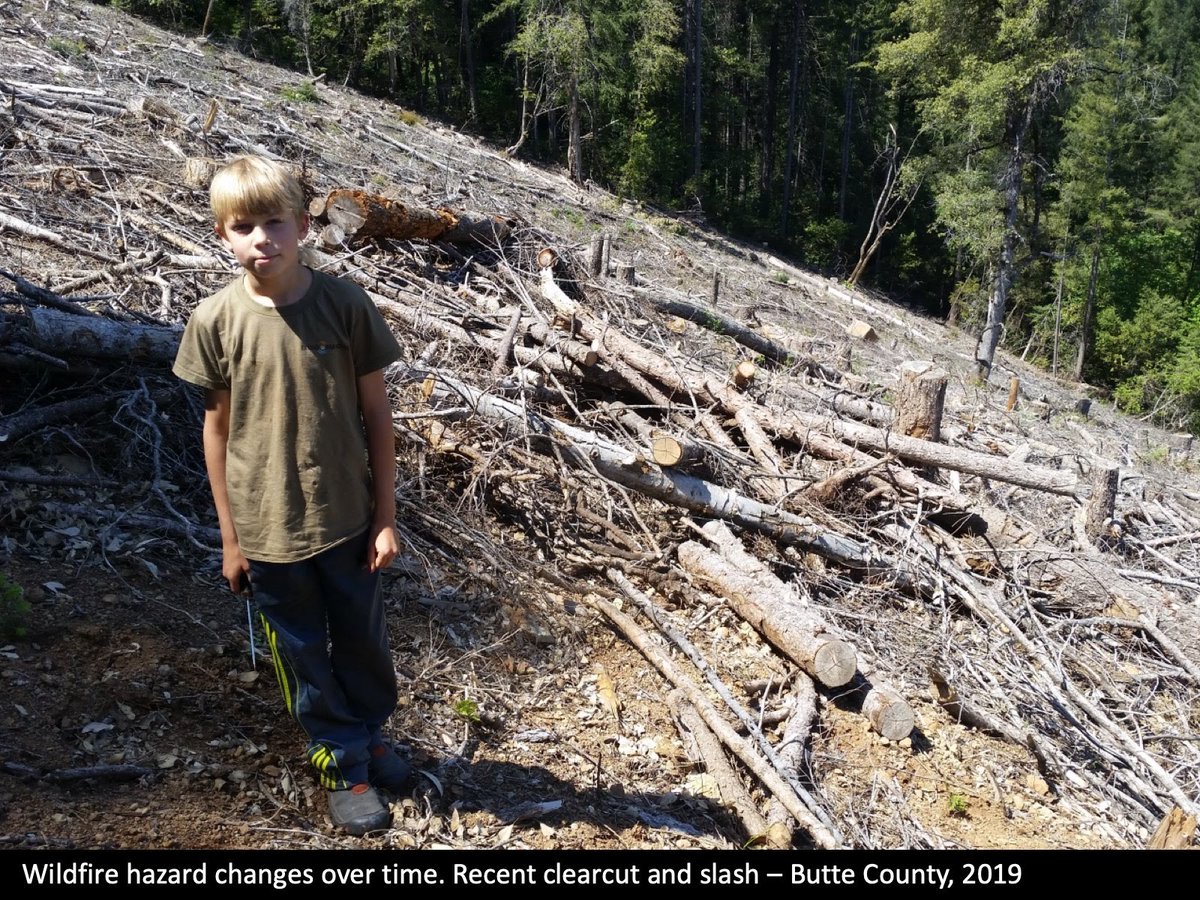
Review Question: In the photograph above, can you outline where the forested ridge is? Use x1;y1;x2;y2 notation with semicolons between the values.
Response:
102;0;1200;432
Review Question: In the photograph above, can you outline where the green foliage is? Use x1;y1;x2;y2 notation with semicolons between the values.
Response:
1095;289;1185;382
0;574;30;641
49;37;88;58
947;793;969;817
802;217;852;270
1141;444;1170;464
552;206;585;228
452;698;481;723
279;81;320;103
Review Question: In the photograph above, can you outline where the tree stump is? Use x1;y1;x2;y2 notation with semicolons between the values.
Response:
1085;459;1120;546
600;231;612;277
894;361;948;442
182;157;219;190
1006;376;1020;411
616;263;636;284
587;232;603;277
1147;808;1197;849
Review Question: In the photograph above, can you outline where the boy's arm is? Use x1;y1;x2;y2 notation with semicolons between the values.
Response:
203;388;251;593
358;368;400;573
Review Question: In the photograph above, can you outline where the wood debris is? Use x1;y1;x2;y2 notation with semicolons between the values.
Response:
1;0;1198;851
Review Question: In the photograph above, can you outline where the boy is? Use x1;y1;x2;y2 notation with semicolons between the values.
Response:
173;155;409;835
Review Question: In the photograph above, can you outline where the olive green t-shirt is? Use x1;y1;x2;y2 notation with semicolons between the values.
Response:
173;270;402;563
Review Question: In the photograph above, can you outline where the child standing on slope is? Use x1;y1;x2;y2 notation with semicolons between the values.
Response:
174;155;410;835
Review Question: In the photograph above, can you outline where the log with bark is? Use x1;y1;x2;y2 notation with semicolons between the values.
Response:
678;536;858;688
317;189;511;245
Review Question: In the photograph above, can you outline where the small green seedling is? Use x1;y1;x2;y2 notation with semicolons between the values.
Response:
452;698;481;723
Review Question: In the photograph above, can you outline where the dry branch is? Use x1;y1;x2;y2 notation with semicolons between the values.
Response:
579;591;841;848
422;370;902;576
669;691;774;844
643;293;838;379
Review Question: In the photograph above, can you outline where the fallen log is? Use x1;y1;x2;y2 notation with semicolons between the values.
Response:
678;537;857;687
642;292;839;379
320;189;511;245
862;685;915;741
686;519;916;731
568;312;969;507
649;430;715;474
21;307;180;363
569;308;1081;495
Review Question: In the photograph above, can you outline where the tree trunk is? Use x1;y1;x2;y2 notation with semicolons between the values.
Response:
567;75;583;184
760;25;780;214
691;0;703;186
201;0;217;37
1074;237;1101;382
977;100;1034;379
460;0;478;120
838;32;858;222
779;0;804;237
507;55;531;156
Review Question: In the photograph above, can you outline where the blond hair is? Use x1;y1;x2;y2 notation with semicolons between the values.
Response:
210;155;306;223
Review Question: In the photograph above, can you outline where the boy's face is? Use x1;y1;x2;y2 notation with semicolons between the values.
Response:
216;209;309;283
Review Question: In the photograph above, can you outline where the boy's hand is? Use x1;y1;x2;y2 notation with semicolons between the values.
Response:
222;543;251;594
367;523;400;573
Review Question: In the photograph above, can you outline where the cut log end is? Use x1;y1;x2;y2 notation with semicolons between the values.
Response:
537;247;559;270
651;433;684;467
863;687;915;741
811;640;857;688
732;360;757;389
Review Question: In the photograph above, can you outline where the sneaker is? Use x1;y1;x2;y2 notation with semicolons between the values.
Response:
327;783;389;835
367;742;413;792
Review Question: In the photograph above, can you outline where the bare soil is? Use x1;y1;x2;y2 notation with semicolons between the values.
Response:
0;548;1109;850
